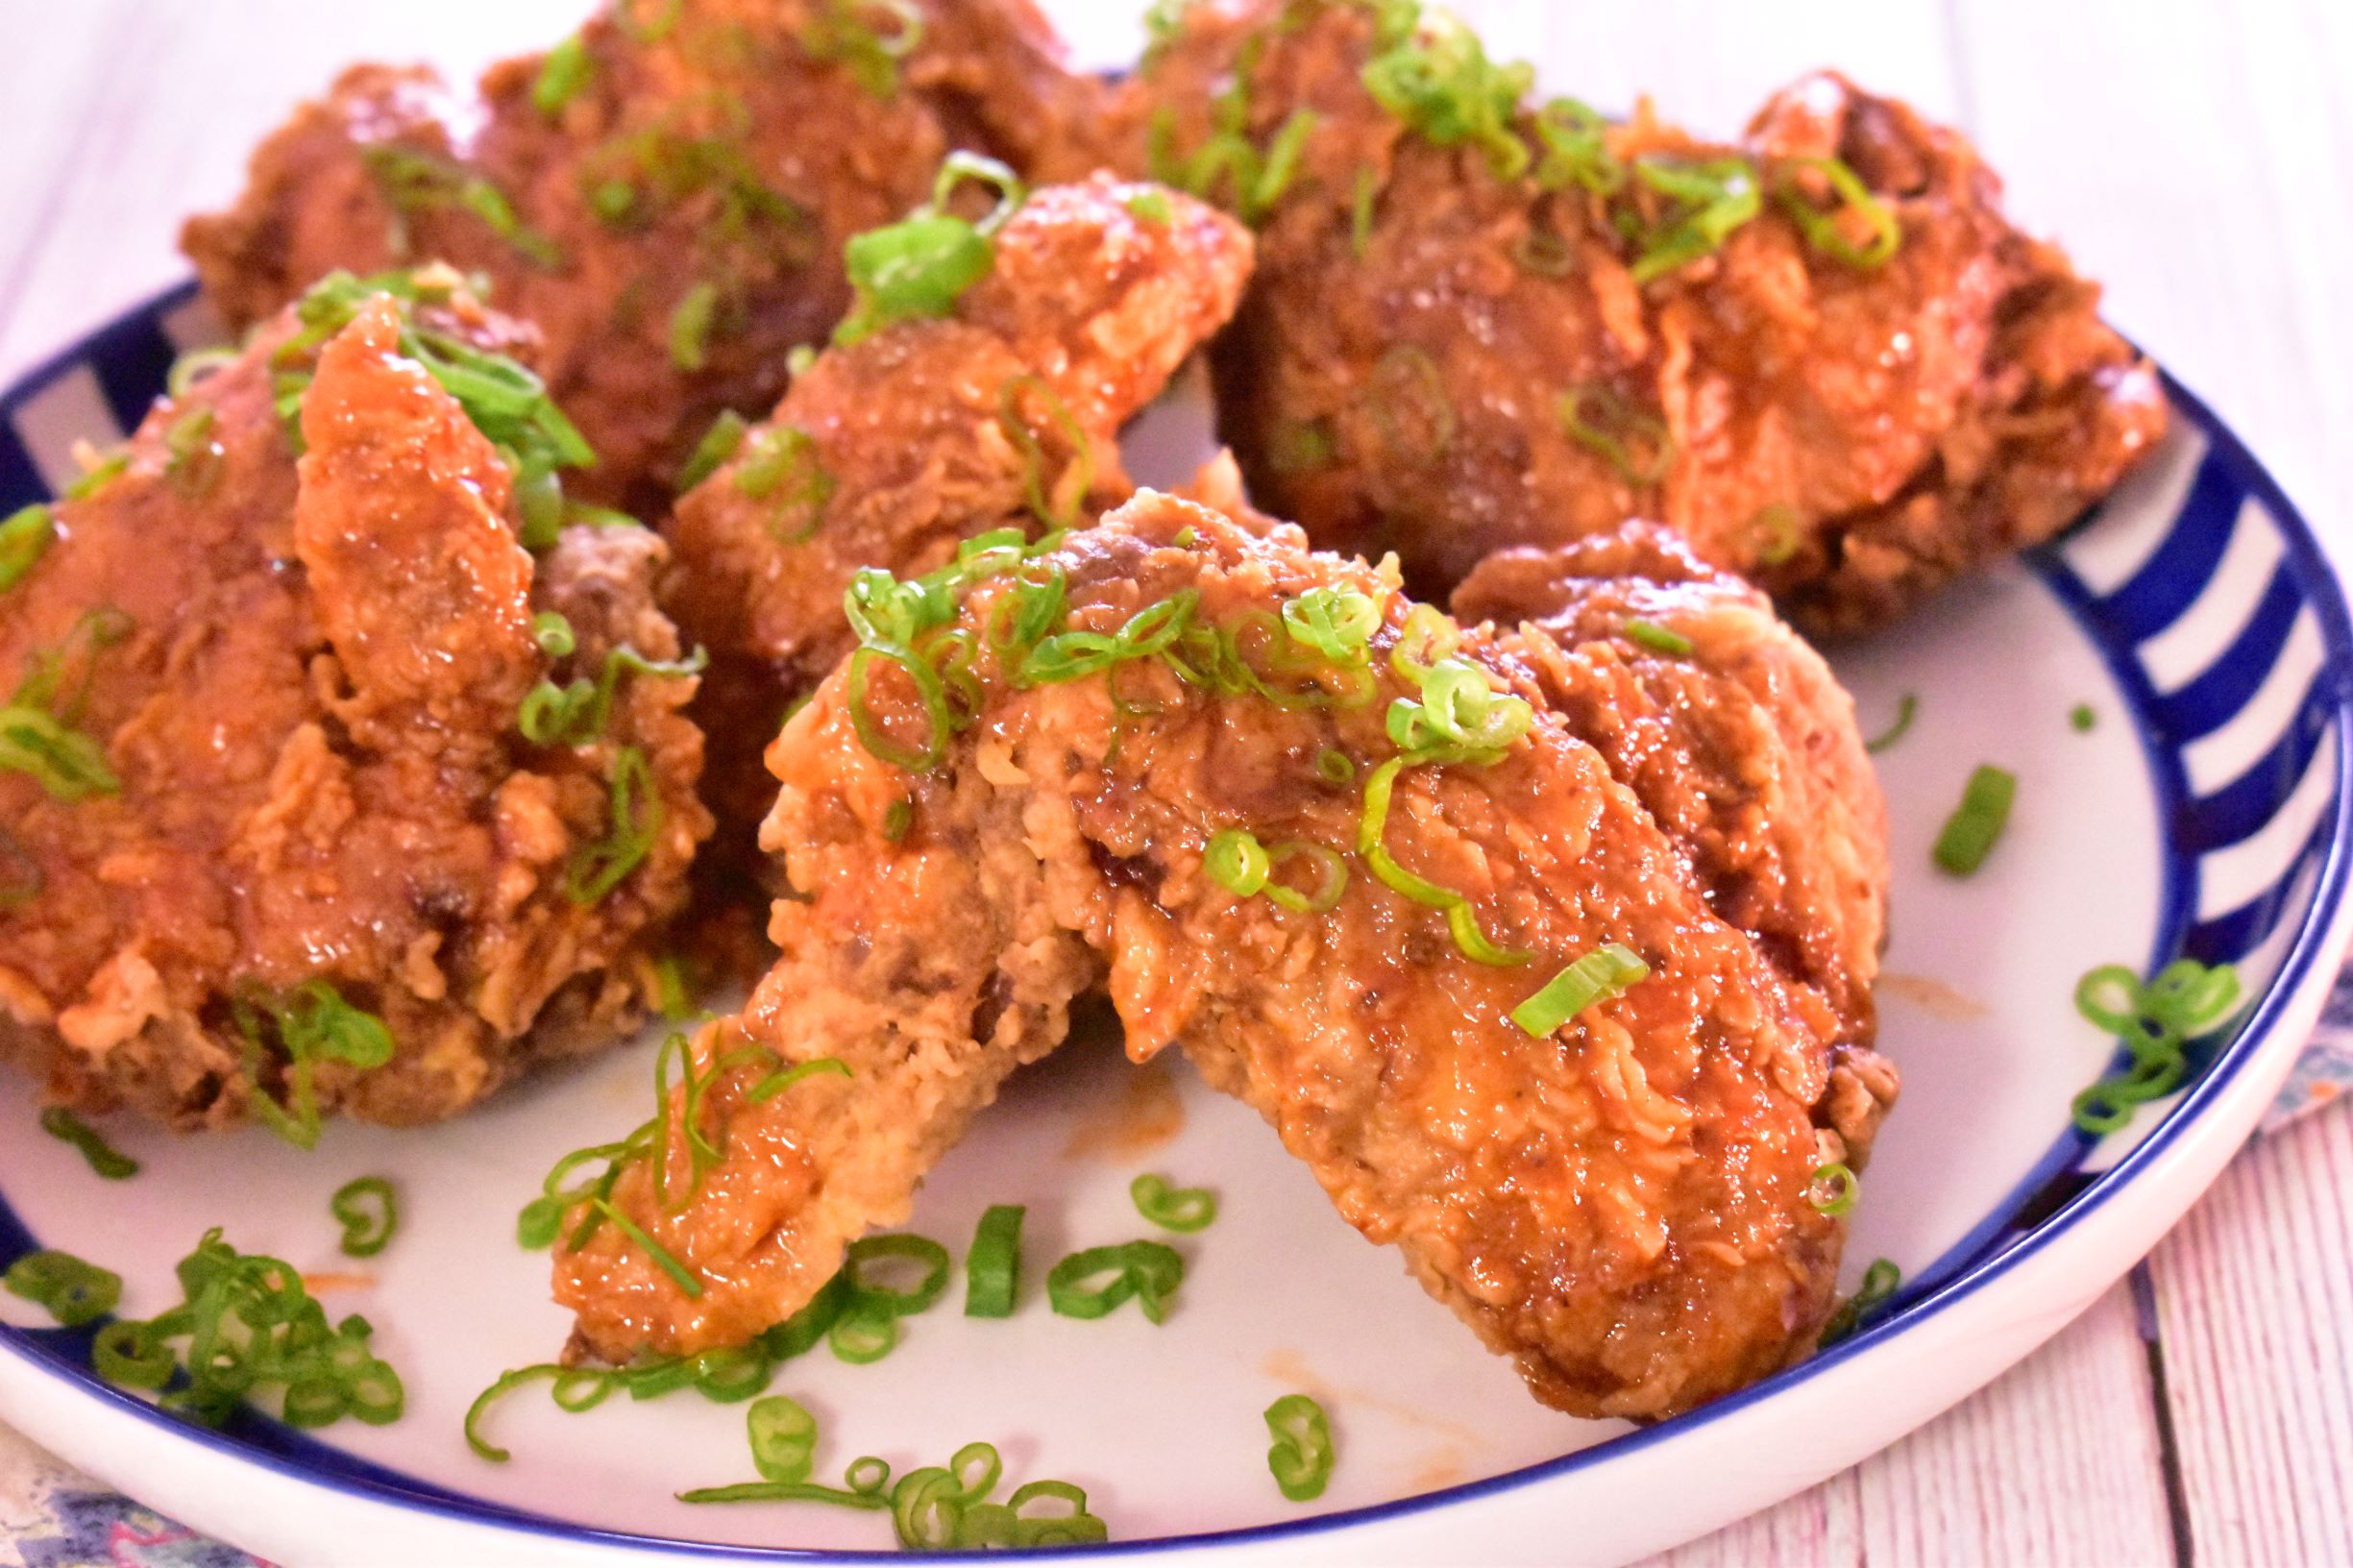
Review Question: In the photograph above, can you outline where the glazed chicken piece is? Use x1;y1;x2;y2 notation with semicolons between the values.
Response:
1454;523;1887;1044
1068;0;2164;635
182;0;1100;512
1454;525;1895;1154
552;492;1891;1419
665;173;1253;844
0;273;707;1131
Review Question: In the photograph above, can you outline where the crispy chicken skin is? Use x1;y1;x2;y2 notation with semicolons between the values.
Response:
0;283;708;1129
554;493;1890;1419
1454;524;1886;1043
666;174;1253;845
181;0;1100;511
1069;0;2165;634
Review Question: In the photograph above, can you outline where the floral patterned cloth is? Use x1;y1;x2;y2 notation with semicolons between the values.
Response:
7;980;2352;1561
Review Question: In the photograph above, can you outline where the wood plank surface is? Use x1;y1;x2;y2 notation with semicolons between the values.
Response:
1;3;2349;1564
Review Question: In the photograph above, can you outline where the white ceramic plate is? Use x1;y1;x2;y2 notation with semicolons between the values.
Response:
0;277;2345;1568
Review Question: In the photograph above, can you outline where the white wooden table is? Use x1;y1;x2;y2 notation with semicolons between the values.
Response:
2;3;2348;1561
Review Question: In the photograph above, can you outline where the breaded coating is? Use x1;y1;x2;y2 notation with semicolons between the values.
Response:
1454;524;1887;1047
666;174;1253;842
552;493;1891;1419
182;0;1100;511
1072;1;2164;634
0;280;708;1130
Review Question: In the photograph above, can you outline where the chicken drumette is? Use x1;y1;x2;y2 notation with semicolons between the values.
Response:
0;272;707;1131
665;172;1252;846
183;0;1099;511
1064;0;2164;635
551;492;1890;1419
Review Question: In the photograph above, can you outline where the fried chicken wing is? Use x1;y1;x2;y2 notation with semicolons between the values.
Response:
182;0;1100;511
1453;524;1887;1046
665;173;1253;843
1071;0;2164;634
0;274;708;1131
553;491;1890;1419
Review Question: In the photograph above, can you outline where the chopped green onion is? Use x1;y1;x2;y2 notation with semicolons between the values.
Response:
1750;503;1802;566
1205;827;1272;897
1510;225;1579;278
1388;602;1459;684
1267;419;1336;475
1818;1257;1900;1347
805;0;924;99
63;451;130;501
843;1234;951;1316
1172;526;1199;548
612;0;683;41
829;1298;901;1363
2071;703;2096;733
1622;619;1691;657
331;1176;399;1259
669;281;722;371
165;346;237;400
1045;1240;1185;1324
1361;12;1534;180
230;980;396;1150
1263;1393;1334;1502
98;1228;402;1430
93;1319;175;1388
1864;693;1918;754
0;705;119;802
1263;841;1349;914
464;1364;560;1461
733;423;834;541
566;746;664;903
997;376;1095;530
1509;943;1650;1036
1625;155;1760;282
532;611;576;658
1282;585;1381;662
1367;345;1456;464
38;1107;137;1180
1931;764;2016;877
533;35;592;117
763;1271;852;1360
748;1393;820;1483
1130;1174;1217;1233
835;153;1024;345
0;504;56;593
1385;656;1530;760
1125;190;1173;226
520;639;706;747
360;146;563;269
1359;756;1529;966
965;1204;1023;1317
1314;747;1356;785
1777;155;1900;268
1351;164;1380;257
4;1248;121;1328
1558;382;1675;485
678;408;748;491
591;1195;702;1298
882;798;913;841
162;406;221;496
1807;1161;1859;1216
2070;958;2240;1134
1532;97;1623;194
746;1056;851;1104
278;272;595;480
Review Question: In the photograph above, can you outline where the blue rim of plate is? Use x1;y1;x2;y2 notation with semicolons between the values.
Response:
0;282;2346;1562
